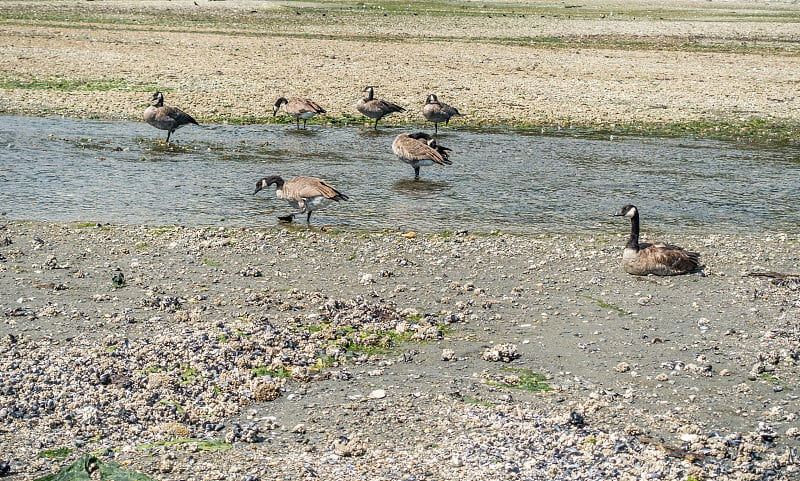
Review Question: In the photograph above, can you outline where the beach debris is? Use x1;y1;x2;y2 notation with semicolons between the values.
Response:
745;271;800;289
332;436;366;457
111;271;125;288
482;343;519;362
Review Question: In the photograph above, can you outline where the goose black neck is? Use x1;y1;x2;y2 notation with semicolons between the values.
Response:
626;211;640;250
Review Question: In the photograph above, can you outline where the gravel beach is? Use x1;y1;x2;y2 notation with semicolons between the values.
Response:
1;221;799;480
1;0;800;479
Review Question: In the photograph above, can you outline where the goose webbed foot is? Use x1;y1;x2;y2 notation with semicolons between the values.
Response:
277;214;294;223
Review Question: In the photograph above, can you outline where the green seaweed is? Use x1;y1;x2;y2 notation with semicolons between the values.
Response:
37;448;73;459
580;295;631;316
136;438;231;451
487;367;552;393
34;454;157;481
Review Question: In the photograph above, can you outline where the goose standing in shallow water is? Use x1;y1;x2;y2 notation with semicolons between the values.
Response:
422;94;462;133
391;132;452;179
356;86;405;129
143;91;198;142
273;97;326;129
253;176;349;223
612;204;701;276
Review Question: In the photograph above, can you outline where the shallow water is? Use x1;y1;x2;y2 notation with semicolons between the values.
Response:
1;115;798;234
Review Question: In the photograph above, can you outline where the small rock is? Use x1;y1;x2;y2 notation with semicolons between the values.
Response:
614;362;631;373
368;389;386;399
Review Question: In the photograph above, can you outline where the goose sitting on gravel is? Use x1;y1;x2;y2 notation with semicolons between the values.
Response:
253;176;349;223
422;94;463;133
391;132;452;179
273;97;326;129
143;91;198;142
356;86;405;129
612;204;701;276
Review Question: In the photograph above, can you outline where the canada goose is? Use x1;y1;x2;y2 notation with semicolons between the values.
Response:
392;132;452;179
273;97;326;129
422;94;463;133
356;86;406;129
612;204;701;276
253;176;349;223
143;91;199;142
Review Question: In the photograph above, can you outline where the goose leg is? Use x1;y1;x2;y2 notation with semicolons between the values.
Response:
434;123;439;134
306;211;313;223
166;130;172;142
373;118;379;130
413;166;420;179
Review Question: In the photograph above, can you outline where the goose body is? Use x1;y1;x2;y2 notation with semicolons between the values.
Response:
356;86;405;129
143;91;198;142
422;94;462;133
253;176;349;223
613;204;701;276
273;97;326;129
392;132;452;179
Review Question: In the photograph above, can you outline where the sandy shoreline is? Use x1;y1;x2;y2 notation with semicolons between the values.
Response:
0;0;799;141
1;220;799;479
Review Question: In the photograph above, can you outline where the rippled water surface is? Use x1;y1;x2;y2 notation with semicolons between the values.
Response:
1;115;798;234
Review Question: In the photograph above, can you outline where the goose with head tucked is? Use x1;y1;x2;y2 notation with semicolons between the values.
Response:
253;176;349;223
273;97;326;129
612;204;701;276
356;86;405;129
391;132;452;179
143;91;199;142
422;94;462;133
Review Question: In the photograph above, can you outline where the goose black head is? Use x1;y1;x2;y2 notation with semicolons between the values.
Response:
425;94;439;104
273;97;288;116
149;91;164;107
613;204;638;218
253;176;284;195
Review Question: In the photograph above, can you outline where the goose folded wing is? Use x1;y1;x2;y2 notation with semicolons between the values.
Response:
396;136;448;165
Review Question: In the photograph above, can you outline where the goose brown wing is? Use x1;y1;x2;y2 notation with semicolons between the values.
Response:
648;243;701;274
378;99;405;114
301;98;327;114
288;177;348;201
159;106;198;126
289;98;326;115
392;135;447;165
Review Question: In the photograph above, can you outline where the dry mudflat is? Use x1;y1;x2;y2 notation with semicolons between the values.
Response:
1;1;800;480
